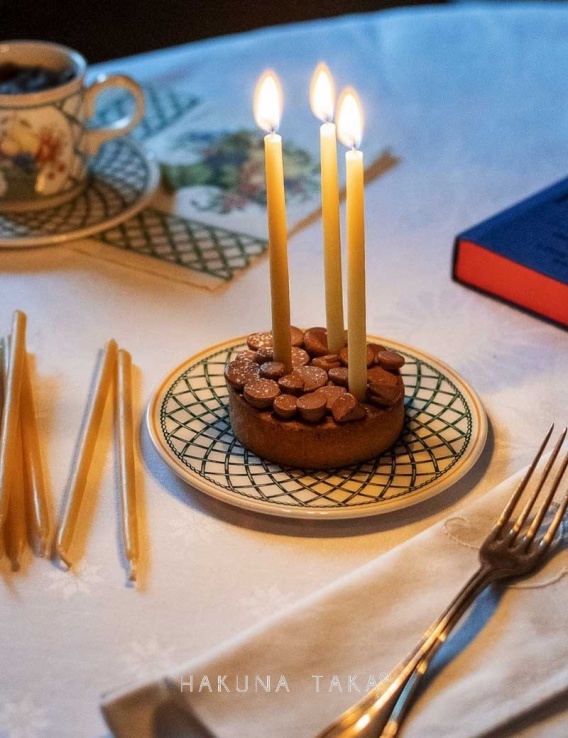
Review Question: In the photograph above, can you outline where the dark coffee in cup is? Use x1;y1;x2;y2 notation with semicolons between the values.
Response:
0;62;75;94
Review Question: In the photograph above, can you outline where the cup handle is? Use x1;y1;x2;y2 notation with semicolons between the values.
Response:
84;74;145;156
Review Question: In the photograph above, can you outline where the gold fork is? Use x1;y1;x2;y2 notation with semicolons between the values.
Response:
316;424;568;738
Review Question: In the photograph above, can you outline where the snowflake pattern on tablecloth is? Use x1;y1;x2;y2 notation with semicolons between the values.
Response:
0;698;49;738
46;561;103;599
240;584;296;620
168;512;217;544
492;406;557;467
118;637;177;681
386;288;558;392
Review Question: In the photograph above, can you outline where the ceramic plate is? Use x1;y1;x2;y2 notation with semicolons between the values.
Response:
0;137;159;247
147;336;488;519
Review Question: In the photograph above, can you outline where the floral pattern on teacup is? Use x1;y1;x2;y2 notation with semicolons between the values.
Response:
0;107;72;200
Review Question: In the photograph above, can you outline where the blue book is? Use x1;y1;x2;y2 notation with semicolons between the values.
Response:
453;178;568;328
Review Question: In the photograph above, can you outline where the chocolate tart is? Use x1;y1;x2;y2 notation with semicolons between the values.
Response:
225;327;405;470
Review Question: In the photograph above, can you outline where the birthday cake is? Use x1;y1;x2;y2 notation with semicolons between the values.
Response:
225;326;405;469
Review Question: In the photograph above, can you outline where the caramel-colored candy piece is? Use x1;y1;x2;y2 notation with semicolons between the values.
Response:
328;366;348;387
368;343;387;364
294;365;327;392
278;373;305;396
376;350;405;372
367;365;399;387
259;361;287;380
314;385;346;412
233;350;257;363
339;345;375;367
253;345;308;367
243;378;280;409
247;331;273;351
224;360;260;391
254;346;274;364
246;326;304;351
367;366;402;406
273;394;298;419
303;327;329;357
332;393;367;423
367;384;403;407
297;392;327;423
291;347;310;367
290;326;305;347
311;354;341;371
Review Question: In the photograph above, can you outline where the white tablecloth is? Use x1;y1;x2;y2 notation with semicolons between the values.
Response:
1;3;567;737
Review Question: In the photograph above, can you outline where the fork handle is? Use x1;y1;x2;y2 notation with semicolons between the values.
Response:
378;566;492;738
316;564;494;738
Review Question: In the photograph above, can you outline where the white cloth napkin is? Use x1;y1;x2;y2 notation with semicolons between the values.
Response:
101;462;568;737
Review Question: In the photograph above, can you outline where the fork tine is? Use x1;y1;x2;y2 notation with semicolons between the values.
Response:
541;489;568;550
536;463;568;555
525;444;568;545
494;424;554;534
514;428;567;539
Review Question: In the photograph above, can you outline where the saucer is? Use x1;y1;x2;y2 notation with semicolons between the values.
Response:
147;336;488;520
0;137;159;248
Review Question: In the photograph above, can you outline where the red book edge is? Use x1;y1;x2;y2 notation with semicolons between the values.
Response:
452;239;568;329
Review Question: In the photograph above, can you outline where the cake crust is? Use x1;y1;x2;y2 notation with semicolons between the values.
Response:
229;378;404;470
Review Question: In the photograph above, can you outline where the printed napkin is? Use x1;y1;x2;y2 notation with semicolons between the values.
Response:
101;461;568;737
76;82;399;291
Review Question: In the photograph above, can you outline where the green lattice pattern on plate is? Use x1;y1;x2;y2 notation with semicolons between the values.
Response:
0;138;151;241
98;207;267;280
159;341;473;510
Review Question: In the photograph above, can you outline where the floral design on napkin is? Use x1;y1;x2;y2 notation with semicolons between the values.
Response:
161;129;319;214
88;84;398;290
444;512;568;588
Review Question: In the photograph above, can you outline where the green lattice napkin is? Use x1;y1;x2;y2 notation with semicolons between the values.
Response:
76;85;271;289
84;85;398;290
98;207;267;286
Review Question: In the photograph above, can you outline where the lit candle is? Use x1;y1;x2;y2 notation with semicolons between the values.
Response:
337;88;367;402
254;70;292;371
309;63;345;354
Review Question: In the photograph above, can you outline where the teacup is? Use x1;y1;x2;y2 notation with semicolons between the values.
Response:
0;40;145;211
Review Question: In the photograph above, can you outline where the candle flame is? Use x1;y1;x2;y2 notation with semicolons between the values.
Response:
309;62;335;122
336;87;364;149
254;70;283;133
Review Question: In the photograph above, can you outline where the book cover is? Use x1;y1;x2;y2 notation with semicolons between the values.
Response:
453;178;568;328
